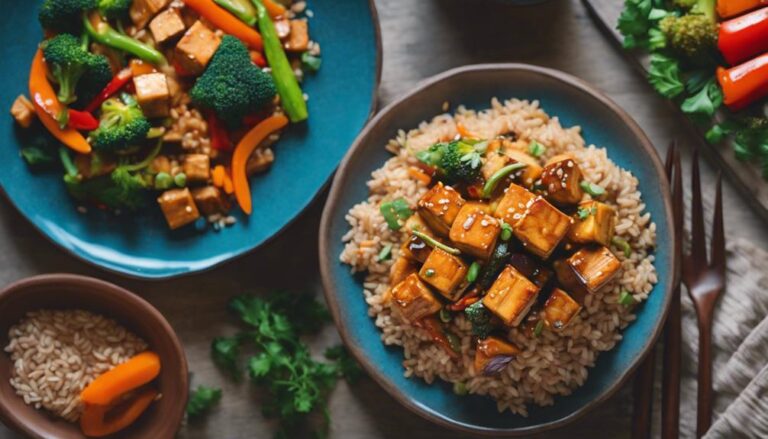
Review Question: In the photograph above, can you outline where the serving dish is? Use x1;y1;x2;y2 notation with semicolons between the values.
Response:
319;64;675;435
0;274;188;438
0;0;381;279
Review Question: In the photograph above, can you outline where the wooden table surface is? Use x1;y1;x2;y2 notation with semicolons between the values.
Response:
3;0;768;438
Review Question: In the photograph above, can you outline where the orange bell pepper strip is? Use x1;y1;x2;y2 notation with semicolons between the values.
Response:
80;351;161;406
29;49;91;154
263;0;287;17
182;0;263;50
717;0;763;18
80;387;158;437
717;53;768;110
232;114;288;214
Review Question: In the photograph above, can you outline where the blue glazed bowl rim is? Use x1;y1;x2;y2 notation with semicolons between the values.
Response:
319;63;675;435
0;0;382;281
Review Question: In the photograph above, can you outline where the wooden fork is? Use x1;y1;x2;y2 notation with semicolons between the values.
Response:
682;150;726;438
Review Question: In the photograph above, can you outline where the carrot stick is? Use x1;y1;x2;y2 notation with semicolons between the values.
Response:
182;0;263;50
212;165;226;188
29;49;91;154
232;114;288;214
80;352;161;406
80;387;158;437
408;166;432;185
263;0;287;17
456;122;476;139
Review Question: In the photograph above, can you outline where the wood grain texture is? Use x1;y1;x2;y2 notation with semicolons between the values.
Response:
2;0;768;438
583;0;768;223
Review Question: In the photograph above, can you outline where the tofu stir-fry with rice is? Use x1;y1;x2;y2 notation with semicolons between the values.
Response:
10;0;319;230
341;100;658;413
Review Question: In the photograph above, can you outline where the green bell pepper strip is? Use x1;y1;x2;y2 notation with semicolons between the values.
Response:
214;0;257;26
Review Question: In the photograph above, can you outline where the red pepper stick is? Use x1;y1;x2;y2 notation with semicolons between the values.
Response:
85;68;133;113
719;7;768;66
68;109;100;131
206;112;232;151
717;53;768;110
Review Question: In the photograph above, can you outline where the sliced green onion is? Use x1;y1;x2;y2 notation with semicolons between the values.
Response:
439;308;452;323
146;127;165;139
424;268;436;277
301;52;322;73
154;172;173;189
528;140;546;157
500;222;513;241
612;236;632;258
174;172;187;187
391;198;413;220
580;180;605;197
533;319;544;337
58;147;79;178
482;163;527;198
412;230;461;255
380;202;401;230
619;291;635;307
467;261;481;283
377;244;393;262
446;332;461;353
577;206;597;220
453;381;468;395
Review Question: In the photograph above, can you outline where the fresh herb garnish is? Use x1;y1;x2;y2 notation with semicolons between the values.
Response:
577;205;597;220
186;385;222;419
580;181;605;197
681;77;723;117
648;53;684;98
377;243;393;262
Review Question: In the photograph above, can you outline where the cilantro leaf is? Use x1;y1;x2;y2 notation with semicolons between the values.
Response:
325;345;364;384
212;336;242;377
21;146;56;168
186;386;222;419
648;54;684;98
681;78;723;117
618;0;654;48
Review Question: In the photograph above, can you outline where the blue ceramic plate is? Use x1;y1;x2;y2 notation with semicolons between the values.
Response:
0;1;380;279
320;64;674;435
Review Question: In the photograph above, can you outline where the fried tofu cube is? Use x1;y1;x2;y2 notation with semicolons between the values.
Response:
390;256;418;286
285;19;309;52
542;288;582;331
10;95;35;128
541;154;584;205
133;73;170;118
149;9;186;45
512;197;571;259
391;273;442;323
555;246;621;295
494;183;536;226
158;188;200;230
419;248;468;301
505;150;544;187
473;336;521;375
507;253;553;289
482;265;540;327
568;201;617;247
182;154;210;182
401;234;432;263
449;203;500;260
191;186;229;216
417;182;465;236
130;0;171;29
175;21;221;75
246;148;275;175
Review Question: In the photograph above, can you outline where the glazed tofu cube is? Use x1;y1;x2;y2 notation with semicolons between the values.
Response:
473;336;521;375
542;288;582;331
512;197;571;259
568;201;617;247
401;234;432;263
390;256;418;286
191;186;229;216
494;183;536;226
175;21;221;75
541;154;584;205
417;182;465;236
482;265;540;327
246;148;275;175
130;0;171;29
182;154;210;182
10;95;35;128
133;73;170;118
419;248;468;301
555;246;621;295
157;188;200;230
507;253;553;289
391;273;442;323
149;9;186;45
449;203;501;260
505;150;544;187
285;19;309;52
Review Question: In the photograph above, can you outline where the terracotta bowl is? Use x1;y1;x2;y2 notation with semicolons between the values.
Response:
0;274;188;438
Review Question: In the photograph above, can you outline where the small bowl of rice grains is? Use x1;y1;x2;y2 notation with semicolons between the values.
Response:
0;274;188;438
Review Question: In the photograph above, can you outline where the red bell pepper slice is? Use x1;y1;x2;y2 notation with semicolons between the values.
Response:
718;7;768;66
206;112;232;151
68;109;100;131
85;68;133;113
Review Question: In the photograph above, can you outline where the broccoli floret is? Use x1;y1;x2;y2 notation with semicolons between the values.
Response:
38;0;96;34
89;94;151;152
464;301;493;339
65;167;149;210
190;36;277;128
416;140;485;184
96;0;131;18
42;34;112;105
660;14;718;62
